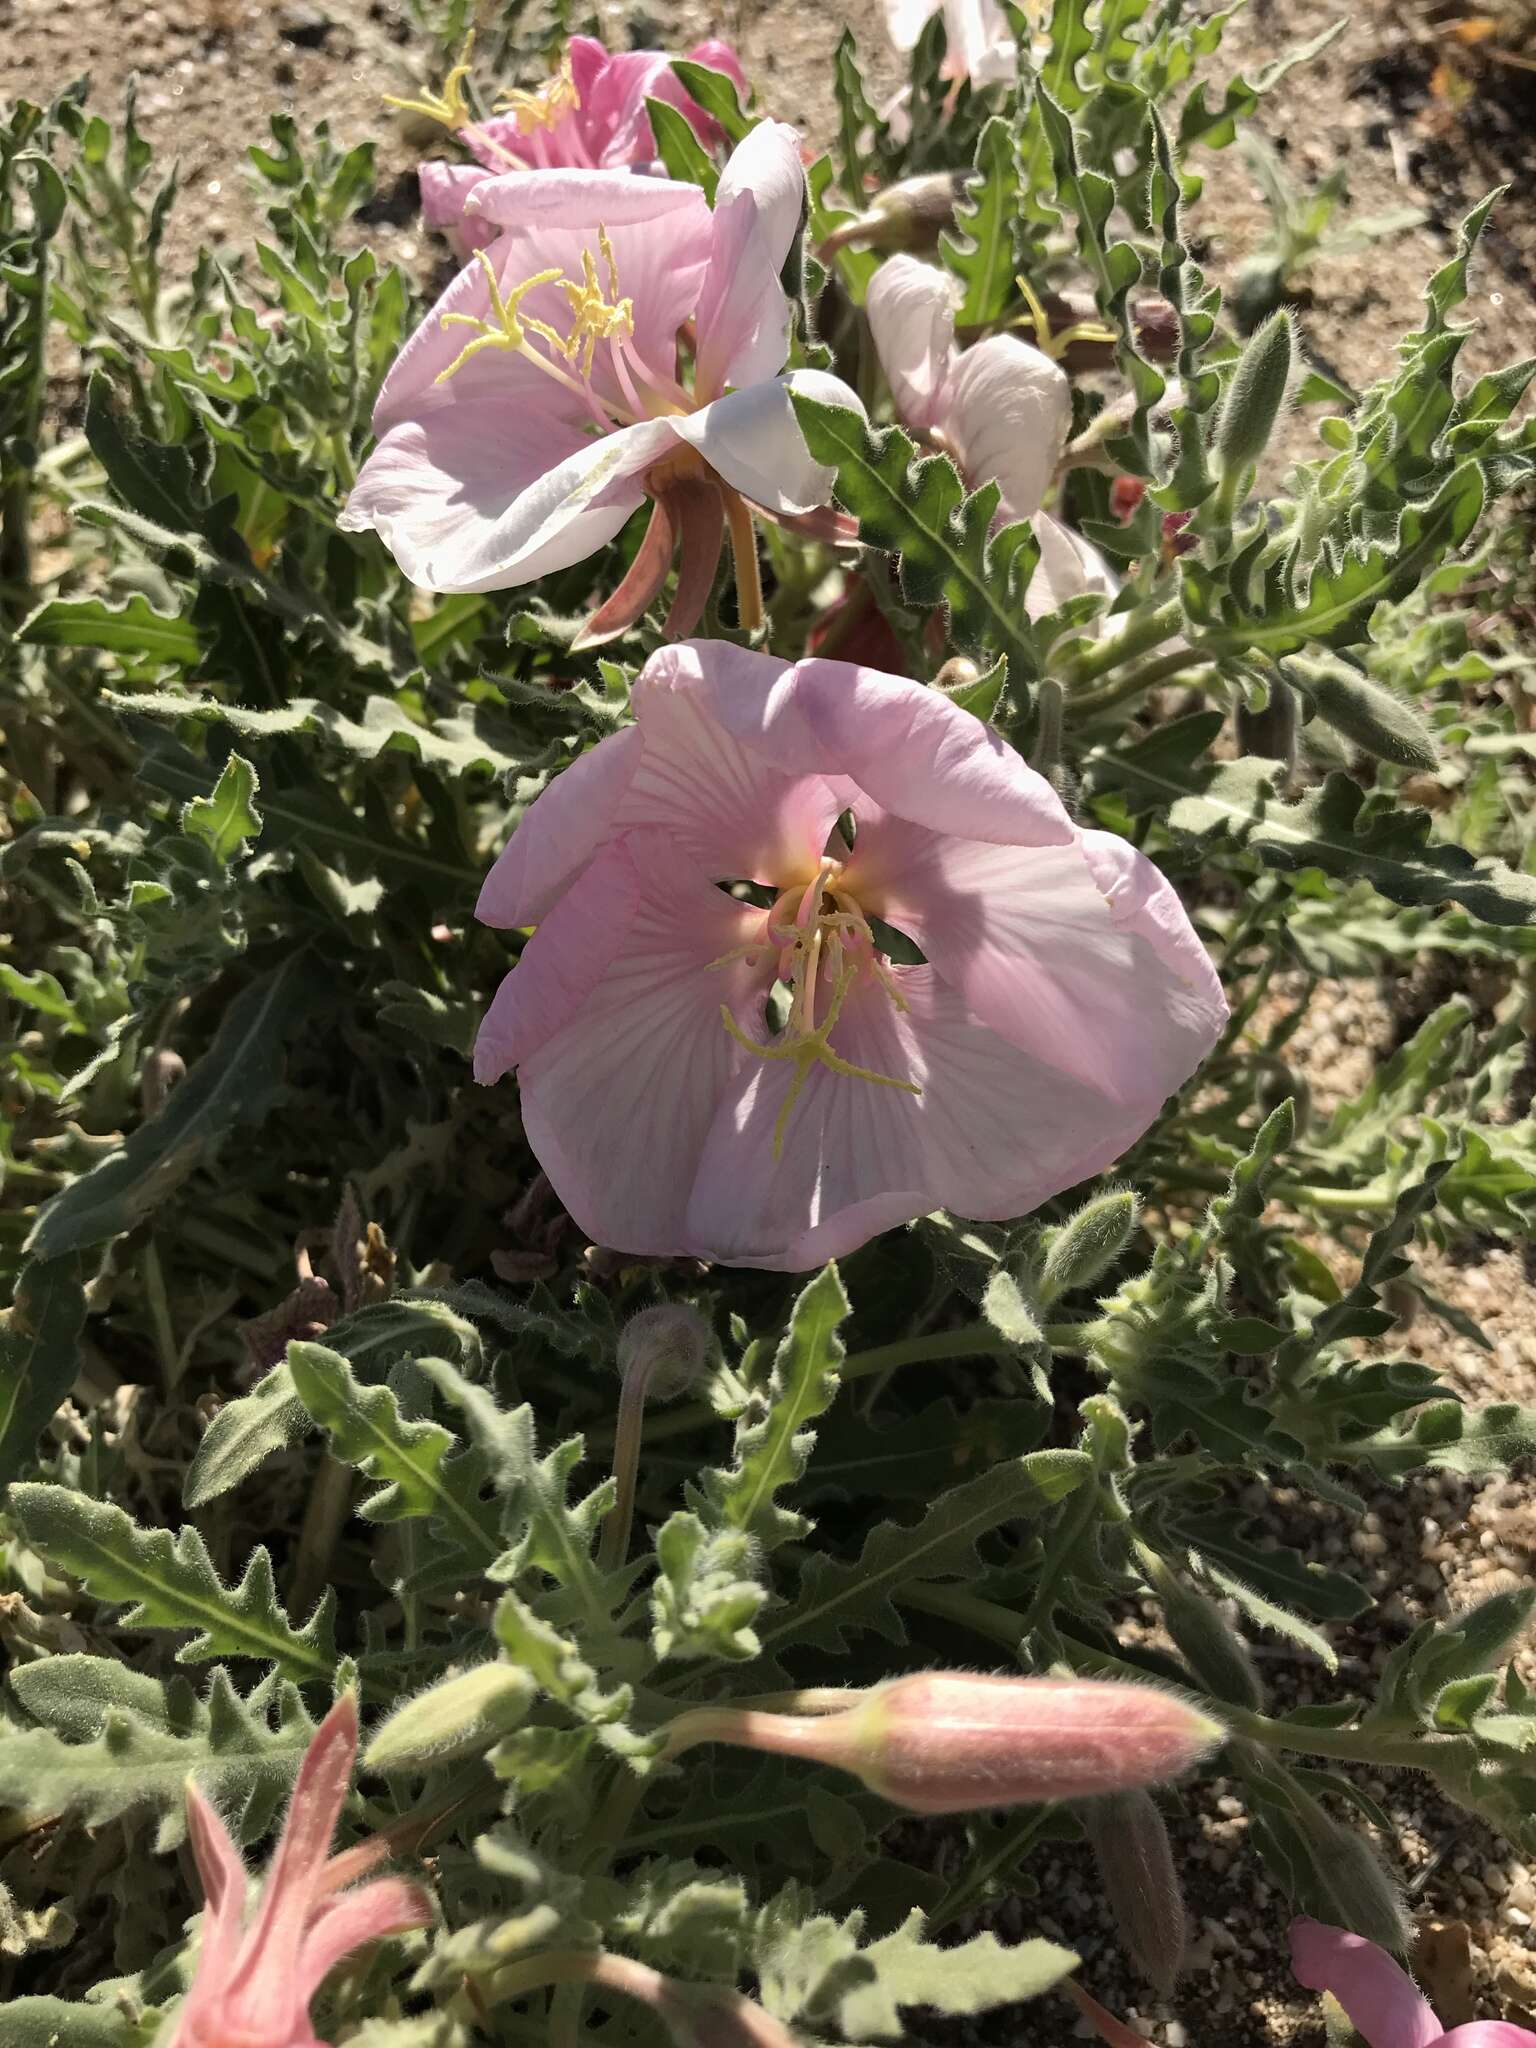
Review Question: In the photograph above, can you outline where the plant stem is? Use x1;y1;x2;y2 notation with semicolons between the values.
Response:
597;1353;654;1573
1066;653;1219;721
1222;1705;1463;1772
289;1452;355;1619
1059;597;1183;689
1030;676;1064;774
724;489;764;634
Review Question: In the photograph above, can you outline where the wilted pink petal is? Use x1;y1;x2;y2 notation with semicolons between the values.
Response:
170;1695;430;2048
1289;1920;1443;2048
866;255;1119;621
474;639;1226;1269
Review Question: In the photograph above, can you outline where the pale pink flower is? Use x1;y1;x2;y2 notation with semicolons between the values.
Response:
473;638;1226;1271
866;253;1120;627
342;123;859;643
171;1695;431;2048
1291;1919;1536;2048
418;36;748;262
882;0;1016;84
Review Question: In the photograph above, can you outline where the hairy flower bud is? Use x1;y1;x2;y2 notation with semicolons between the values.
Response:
364;1662;535;1771
1038;1190;1139;1303
819;171;967;256
1236;677;1298;775
617;1303;715;1401
1143;1553;1263;1710
1214;309;1294;482
1291;1802;1412;1957
1080;1791;1188;1993
669;1675;1223;1815
1284;651;1440;771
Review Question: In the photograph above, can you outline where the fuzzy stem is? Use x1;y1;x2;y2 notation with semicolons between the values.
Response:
1030;676;1064;775
723;489;764;634
598;1354;655;1573
1066;653;1219;721
289;1452;356;1618
1059;598;1184;689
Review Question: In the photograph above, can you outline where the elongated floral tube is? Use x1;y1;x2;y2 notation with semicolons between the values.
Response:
665;1674;1224;1814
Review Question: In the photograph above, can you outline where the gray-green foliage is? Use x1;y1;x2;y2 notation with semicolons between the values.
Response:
3;5;1536;2040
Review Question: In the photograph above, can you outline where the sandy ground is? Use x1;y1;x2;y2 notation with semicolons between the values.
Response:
4;1;1535;2040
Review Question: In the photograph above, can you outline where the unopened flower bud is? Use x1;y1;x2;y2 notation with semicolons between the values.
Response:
819;171;967;256
932;655;981;694
141;1048;186;1117
617;1303;715;1401
1291;1801;1412;1956
1038;1190;1139;1304
1080;1791;1188;1993
670;1675;1222;1815
1284;651;1440;772
364;1662;535;1772
1143;1553;1263;1710
1214;309;1294;482
1236;676;1298;775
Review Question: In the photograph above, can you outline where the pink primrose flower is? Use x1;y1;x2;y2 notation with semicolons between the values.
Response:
865;253;1121;628
472;638;1227;1271
418;36;748;261
170;1695;431;2048
881;0;1016;84
1291;1919;1536;2048
342;121;860;643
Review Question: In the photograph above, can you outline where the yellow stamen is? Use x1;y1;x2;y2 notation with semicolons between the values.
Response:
1014;272;1116;363
434;252;567;384
497;47;581;134
563;229;634;377
383;30;477;130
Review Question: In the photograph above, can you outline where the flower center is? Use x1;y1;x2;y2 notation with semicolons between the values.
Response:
435;231;658;427
711;858;921;1159
497;48;581;134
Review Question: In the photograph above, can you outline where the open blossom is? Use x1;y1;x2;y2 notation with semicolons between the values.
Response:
1291;1919;1536;2048
416;37;748;263
170;1695;431;2048
473;638;1226;1271
342;122;859;644
866;253;1120;628
881;0;1015;84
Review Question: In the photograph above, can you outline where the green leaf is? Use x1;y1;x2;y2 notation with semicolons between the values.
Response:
670;59;755;144
645;96;717;201
17;590;203;668
0;1254;87;1487
1166;760;1536;927
181;751;261;864
0;1998;137;2046
804;1397;1049;1502
3;1658;315;1846
766;1452;1089;1653
789;389;1039;693
1178;19;1347;151
829;1914;1078;2038
939;116;1020;324
287;1339;499;1569
688;1263;849;1552
650;1514;766;1664
8;1483;335;1681
492;1591;638;1752
26;953;328;1257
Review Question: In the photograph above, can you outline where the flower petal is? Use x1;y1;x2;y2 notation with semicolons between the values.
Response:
943;333;1070;523
865;255;958;436
1289;1920;1443;2048
638;640;1073;847
674;371;859;516
684;962;1175;1269
513;831;772;1253
1029;508;1120;623
296;1879;432;2008
1438;2029;1536;2046
417;162;496;251
343;412;672;594
475;838;640;1080
847;814;1226;1104
478;726;642;929
181;1784;250;1994
695;120;806;398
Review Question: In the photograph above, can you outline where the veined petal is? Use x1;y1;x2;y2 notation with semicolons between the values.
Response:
865;255;958;436
695;120;806;399
477;725;643;928
295;1879;432;2008
943;333;1071;524
342;413;672;594
1289;1921;1443;2048
513;831;771;1253
623;651;845;883
683;962;1171;1269
475;839;640;1080
637;641;1072;847
1029;508;1120;623
847;814;1226;1104
180;1784;250;1996
1438;2029;1536;2046
673;371;860;516
417;162;496;249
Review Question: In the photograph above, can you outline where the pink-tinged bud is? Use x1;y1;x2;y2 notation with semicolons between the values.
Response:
669;1675;1223;1816
1080;1791;1188;1993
